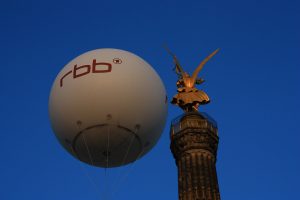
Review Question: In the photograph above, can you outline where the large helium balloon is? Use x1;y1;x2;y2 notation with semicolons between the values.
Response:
49;48;168;168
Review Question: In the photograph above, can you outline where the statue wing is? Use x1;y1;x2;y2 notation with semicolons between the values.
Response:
191;48;220;84
164;46;185;76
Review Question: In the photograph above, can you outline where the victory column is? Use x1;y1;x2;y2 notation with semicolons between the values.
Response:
168;48;221;200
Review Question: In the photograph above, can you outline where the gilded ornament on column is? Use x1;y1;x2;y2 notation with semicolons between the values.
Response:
166;47;219;112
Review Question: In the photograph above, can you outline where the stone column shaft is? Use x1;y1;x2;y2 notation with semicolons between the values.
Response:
170;112;221;200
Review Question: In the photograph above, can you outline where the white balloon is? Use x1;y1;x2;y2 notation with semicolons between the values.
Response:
49;49;168;168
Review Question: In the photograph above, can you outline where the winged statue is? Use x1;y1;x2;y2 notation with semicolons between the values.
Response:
166;47;219;112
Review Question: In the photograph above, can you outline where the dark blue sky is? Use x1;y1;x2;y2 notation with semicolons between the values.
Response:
1;0;299;199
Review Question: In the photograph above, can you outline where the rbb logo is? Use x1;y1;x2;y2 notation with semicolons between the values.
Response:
60;59;112;87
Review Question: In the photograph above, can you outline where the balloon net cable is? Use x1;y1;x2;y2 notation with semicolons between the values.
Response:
71;124;103;199
111;128;136;193
82;132;95;166
104;125;111;200
106;125;111;168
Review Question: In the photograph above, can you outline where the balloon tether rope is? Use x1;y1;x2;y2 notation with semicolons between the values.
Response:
73;122;103;200
111;126;138;197
112;146;145;198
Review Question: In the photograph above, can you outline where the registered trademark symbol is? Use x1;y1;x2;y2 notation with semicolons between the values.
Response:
113;58;122;64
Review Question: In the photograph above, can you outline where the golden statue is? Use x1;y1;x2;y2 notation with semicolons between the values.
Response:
167;48;220;112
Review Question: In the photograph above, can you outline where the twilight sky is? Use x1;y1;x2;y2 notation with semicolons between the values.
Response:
0;0;299;200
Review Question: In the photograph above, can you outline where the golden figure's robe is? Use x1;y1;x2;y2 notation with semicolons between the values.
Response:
171;87;210;106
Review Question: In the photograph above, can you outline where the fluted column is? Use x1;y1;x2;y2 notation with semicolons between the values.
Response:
170;112;220;200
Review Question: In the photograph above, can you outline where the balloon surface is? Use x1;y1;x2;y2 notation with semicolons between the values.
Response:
49;48;168;168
